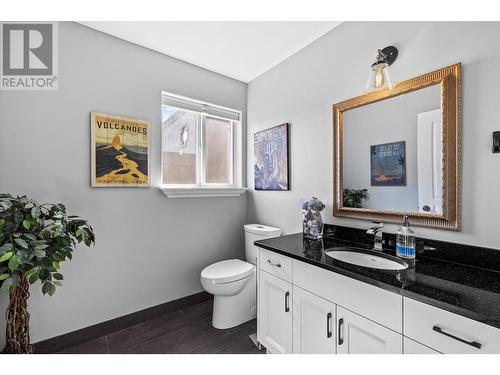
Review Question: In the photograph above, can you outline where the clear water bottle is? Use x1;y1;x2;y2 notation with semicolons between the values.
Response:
396;215;415;260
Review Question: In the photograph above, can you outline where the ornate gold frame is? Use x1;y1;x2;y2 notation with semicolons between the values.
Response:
332;64;461;230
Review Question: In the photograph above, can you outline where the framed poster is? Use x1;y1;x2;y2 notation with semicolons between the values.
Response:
370;141;406;186
90;112;150;187
254;123;289;191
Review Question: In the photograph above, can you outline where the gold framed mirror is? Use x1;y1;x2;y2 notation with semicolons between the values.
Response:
333;64;461;230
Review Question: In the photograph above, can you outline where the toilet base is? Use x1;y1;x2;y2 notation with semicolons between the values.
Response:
212;274;256;329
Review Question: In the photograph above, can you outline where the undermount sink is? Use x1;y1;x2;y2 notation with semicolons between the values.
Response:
325;247;408;270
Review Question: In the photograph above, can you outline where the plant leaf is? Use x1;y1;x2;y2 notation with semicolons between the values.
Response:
53;273;63;280
23;233;37;241
0;251;13;263
14;238;29;249
0;274;9;281
22;219;31;229
28;271;39;284
0;243;13;255
13;211;23;224
42;282;56;296
25;267;38;277
34;249;46;258
8;254;20;271
42;282;50;295
55;203;66;213
34;244;49;250
31;206;41;218
1;277;13;291
39;268;49;280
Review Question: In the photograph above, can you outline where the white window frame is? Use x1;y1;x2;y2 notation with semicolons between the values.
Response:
160;91;246;198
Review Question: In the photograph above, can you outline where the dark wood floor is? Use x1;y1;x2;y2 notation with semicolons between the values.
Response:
55;300;265;354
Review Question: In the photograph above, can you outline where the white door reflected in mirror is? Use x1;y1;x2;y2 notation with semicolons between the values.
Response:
417;109;443;214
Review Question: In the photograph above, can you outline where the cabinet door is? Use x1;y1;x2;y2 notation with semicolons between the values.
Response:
293;286;336;354
404;337;440;354
336;306;402;354
258;271;293;354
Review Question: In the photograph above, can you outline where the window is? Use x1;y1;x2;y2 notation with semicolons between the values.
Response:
161;92;244;197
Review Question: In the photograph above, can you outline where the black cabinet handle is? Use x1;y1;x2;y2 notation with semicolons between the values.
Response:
338;318;344;345
327;312;332;338
432;325;482;349
267;259;281;267
284;291;290;312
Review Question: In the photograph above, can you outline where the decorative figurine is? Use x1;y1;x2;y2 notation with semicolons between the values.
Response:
302;197;325;240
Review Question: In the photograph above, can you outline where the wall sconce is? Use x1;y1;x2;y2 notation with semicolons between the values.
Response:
365;46;398;91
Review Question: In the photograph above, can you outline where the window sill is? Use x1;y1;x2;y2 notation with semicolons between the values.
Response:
159;187;247;198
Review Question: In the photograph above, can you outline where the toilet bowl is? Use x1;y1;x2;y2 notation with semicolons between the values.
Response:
200;224;281;329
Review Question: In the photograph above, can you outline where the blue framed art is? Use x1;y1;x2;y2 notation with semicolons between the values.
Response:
370;141;406;186
254;123;290;191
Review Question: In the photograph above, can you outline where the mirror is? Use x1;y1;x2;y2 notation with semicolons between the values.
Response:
333;64;461;230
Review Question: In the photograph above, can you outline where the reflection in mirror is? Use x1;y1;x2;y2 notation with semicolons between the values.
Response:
343;84;442;214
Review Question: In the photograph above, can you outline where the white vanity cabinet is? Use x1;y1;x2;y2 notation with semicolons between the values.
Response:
257;247;500;354
257;248;403;354
258;270;293;354
292;286;336;354
337;306;402;354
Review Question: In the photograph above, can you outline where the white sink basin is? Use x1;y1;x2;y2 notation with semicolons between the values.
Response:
325;248;408;270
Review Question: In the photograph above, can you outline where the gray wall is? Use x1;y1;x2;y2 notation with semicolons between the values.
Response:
247;21;500;249
0;22;247;345
343;84;440;211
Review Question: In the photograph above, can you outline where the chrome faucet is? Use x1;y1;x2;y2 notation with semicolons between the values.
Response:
366;222;384;251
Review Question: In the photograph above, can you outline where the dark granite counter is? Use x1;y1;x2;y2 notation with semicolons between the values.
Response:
255;230;500;330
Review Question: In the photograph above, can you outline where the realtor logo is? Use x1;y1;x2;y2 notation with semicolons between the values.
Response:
1;22;58;90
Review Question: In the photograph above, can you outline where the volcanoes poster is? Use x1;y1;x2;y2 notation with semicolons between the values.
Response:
91;112;150;187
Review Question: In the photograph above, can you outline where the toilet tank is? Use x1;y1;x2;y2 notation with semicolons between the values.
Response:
244;224;281;265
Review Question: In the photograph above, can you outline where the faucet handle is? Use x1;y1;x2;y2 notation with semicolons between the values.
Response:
366;222;383;235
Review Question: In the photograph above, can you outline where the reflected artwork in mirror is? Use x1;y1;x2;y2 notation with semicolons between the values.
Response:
333;64;461;230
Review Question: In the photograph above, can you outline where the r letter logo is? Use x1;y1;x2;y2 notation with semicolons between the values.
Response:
1;22;58;90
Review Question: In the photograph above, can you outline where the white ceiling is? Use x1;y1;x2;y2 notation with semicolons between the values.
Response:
79;22;341;82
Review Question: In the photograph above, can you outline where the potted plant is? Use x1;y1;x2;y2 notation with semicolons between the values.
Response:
343;189;368;208
0;193;95;354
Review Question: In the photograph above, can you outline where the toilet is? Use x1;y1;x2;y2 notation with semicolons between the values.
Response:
200;224;281;329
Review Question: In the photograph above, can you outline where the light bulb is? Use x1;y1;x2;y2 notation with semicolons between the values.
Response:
374;65;385;88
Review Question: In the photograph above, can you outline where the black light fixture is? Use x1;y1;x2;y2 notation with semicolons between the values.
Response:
365;46;398;91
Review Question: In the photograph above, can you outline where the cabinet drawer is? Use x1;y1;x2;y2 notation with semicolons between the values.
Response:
403;337;440;354
404;297;500;354
293;260;402;333
259;248;293;283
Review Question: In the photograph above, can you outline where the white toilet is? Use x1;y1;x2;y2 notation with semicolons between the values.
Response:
200;224;281;329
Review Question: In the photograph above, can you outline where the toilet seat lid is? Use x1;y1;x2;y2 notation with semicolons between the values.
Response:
201;259;254;284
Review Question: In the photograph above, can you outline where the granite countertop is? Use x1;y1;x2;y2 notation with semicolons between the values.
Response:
255;232;500;330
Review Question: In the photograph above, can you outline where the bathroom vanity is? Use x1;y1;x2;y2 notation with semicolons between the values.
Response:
255;226;500;354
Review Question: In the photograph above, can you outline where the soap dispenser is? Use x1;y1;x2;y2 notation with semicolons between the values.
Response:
396;215;416;261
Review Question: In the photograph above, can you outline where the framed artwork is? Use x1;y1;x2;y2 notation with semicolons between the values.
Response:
370;141;406;186
254;123;289;191
90;112;150;187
